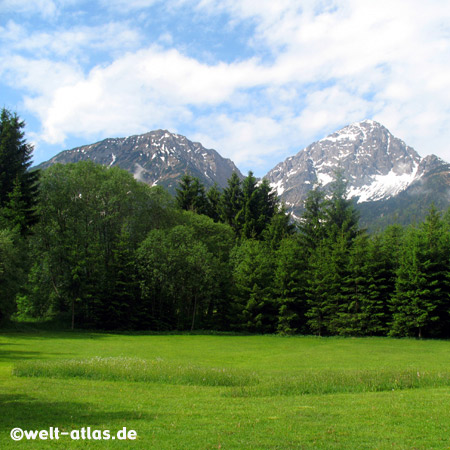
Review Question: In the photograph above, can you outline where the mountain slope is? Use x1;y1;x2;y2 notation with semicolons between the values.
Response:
37;130;243;192
265;120;450;225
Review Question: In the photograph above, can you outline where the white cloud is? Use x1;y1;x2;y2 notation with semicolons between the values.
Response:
3;0;450;170
0;0;58;18
192;0;450;161
0;21;142;58
99;0;160;10
14;47;267;145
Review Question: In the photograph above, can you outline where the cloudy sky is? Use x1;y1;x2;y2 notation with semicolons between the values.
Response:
1;0;450;176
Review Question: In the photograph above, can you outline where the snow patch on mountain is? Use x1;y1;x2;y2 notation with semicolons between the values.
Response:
264;119;445;212
348;163;420;203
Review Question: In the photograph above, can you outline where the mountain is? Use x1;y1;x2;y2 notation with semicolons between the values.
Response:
37;130;243;192
265;120;450;228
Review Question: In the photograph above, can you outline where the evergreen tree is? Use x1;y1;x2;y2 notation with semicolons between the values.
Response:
326;170;360;244
206;183;222;222
298;186;327;252
390;207;450;337
220;172;243;233
175;174;208;214
273;236;308;334
240;171;260;239
338;233;390;336
305;241;336;336
231;240;277;332
262;204;295;250
0;108;39;233
0;228;22;322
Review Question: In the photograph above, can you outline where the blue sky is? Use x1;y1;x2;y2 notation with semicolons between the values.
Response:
1;0;450;176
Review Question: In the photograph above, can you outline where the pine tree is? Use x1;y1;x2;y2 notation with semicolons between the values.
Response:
231;239;277;332
240;171;259;239
220;172;243;233
0;108;39;233
273;237;308;334
206;183;222;222
390;207;450;338
326;170;360;244
175;174;208;214
298;187;327;252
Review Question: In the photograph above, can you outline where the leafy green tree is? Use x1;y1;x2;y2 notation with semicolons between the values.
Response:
137;223;219;330
27;161;168;328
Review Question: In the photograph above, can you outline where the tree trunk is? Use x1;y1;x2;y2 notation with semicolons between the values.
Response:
71;299;75;331
191;294;197;331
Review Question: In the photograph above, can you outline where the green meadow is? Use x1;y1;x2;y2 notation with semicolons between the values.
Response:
2;332;450;449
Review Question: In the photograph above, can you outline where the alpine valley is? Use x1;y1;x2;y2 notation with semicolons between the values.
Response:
38;120;450;229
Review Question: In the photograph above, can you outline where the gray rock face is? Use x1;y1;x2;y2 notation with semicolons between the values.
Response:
265;120;449;216
37;130;243;192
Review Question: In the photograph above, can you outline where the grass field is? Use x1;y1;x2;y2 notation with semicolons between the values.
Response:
2;332;450;449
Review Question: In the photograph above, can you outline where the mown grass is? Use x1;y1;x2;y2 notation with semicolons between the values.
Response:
2;332;450;449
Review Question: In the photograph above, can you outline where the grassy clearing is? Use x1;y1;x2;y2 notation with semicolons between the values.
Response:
2;332;450;449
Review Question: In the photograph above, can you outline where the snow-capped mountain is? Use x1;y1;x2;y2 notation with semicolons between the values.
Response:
37;130;243;192
265;120;450;218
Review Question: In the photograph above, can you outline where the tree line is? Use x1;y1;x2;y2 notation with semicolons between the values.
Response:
1;108;450;337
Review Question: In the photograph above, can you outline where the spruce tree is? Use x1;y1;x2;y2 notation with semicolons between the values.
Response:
274;236;308;334
206;183;222;222
326;170;360;244
298;186;327;252
0;108;39;233
390;207;450;338
220;172;243;234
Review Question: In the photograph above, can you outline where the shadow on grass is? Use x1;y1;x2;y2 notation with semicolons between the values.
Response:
0;331;109;340
0;394;154;432
0;349;72;362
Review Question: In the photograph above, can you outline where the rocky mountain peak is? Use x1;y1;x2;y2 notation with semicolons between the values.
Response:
265;120;447;215
37;129;243;192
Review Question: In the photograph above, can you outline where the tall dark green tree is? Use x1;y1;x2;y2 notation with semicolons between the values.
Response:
175;174;208;215
0;108;39;233
206;183;222;222
390;206;450;338
326;170;360;244
0;228;22;322
231;239;277;332
298;186;328;252
273;236;308;334
220;172;243;233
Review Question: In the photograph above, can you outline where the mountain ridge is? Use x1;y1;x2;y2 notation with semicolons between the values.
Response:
37;129;243;192
264;120;450;224
36;121;450;228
